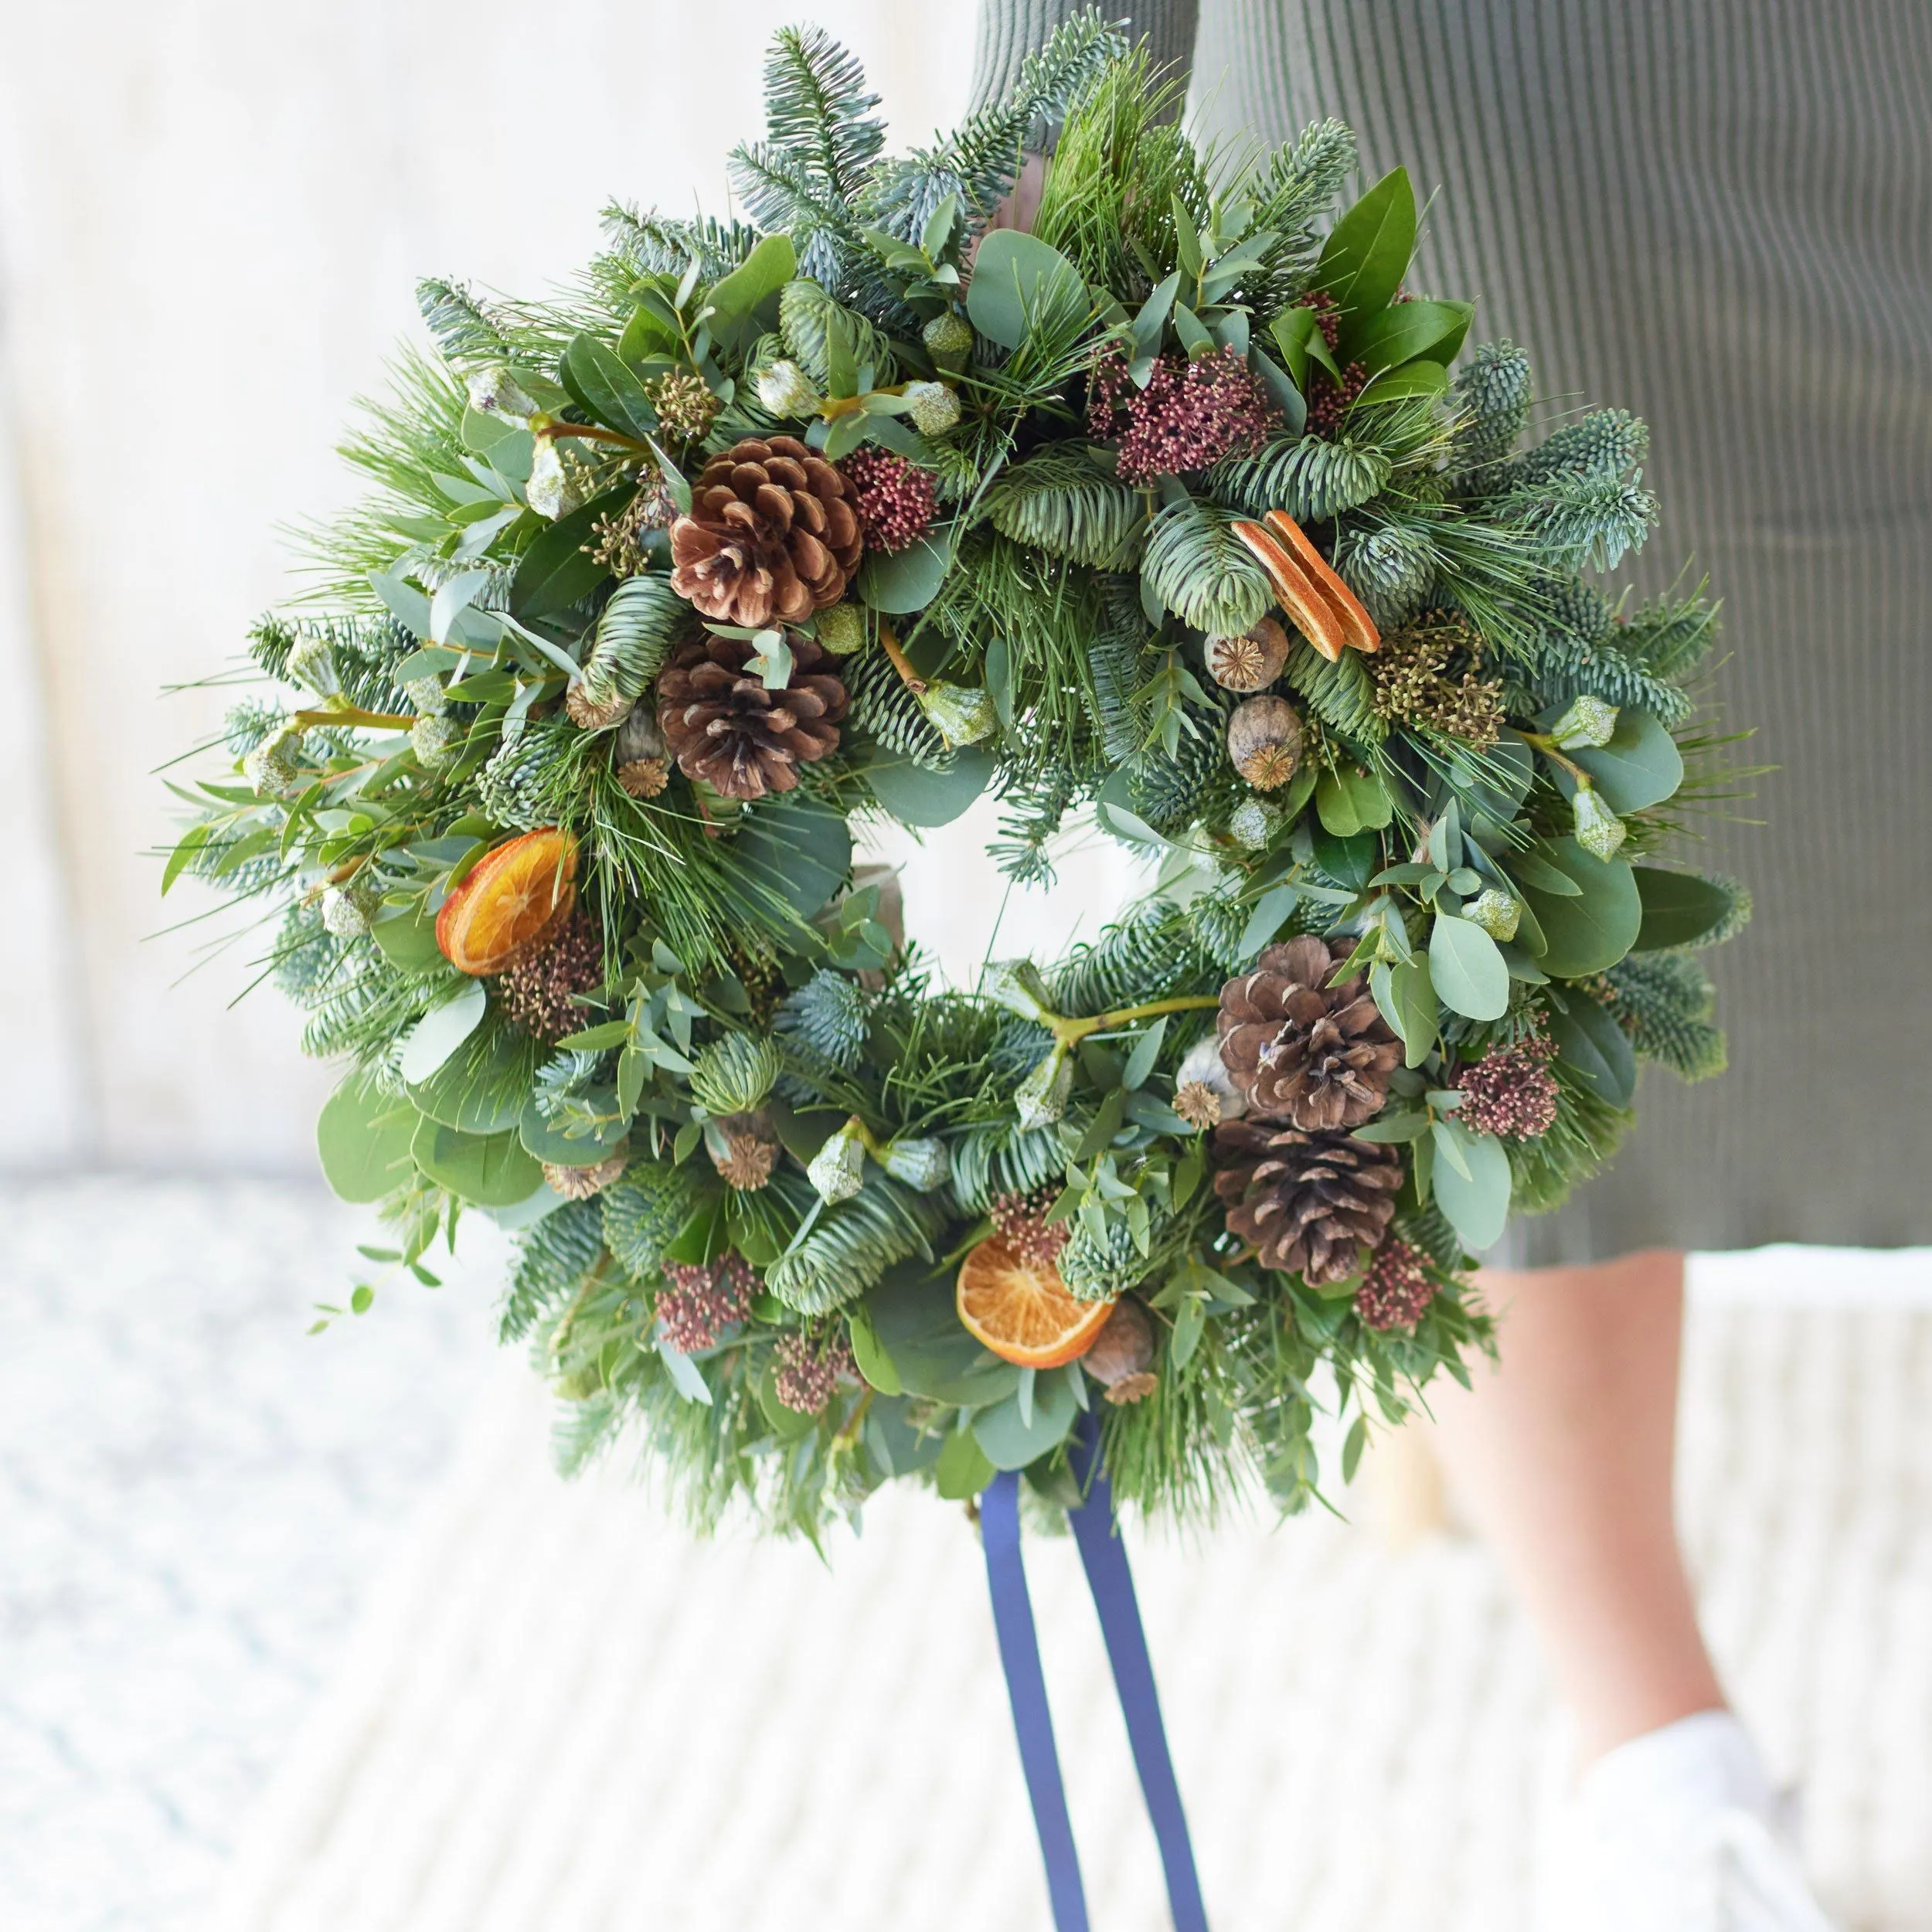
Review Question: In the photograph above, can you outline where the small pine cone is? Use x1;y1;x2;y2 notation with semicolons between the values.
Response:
543;1153;629;1201
1213;1121;1403;1284
712;1111;779;1190
655;631;848;801
1217;936;1401;1131
1083;1298;1158;1403
1355;1236;1437;1331
497;910;604;1044
668;435;862;626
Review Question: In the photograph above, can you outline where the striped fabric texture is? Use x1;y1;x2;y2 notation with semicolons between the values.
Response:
976;0;1932;1259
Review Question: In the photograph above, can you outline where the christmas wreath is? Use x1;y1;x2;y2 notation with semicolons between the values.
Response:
168;18;1747;1538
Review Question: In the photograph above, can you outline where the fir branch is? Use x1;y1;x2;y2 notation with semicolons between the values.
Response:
1209;434;1390;522
978;443;1146;568
1142;495;1271;634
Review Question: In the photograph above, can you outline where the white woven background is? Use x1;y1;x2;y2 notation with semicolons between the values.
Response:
5;1179;1928;1931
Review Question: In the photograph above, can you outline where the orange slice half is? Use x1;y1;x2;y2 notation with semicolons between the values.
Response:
957;1236;1115;1369
436;827;579;976
1263;509;1381;654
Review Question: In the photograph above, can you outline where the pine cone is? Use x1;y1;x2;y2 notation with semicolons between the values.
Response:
655;632;848;800
668;435;862;626
1213;1121;1403;1284
1216;935;1400;1131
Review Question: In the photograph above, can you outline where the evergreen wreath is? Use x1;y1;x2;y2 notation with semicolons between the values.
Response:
168;18;1749;1536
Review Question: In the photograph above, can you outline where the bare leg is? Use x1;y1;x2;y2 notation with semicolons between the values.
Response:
1427;1248;1725;1765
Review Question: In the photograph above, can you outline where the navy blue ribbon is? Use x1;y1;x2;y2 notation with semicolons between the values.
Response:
979;1411;1209;1932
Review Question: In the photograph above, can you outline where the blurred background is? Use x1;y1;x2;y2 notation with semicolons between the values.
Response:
0;5;1927;1929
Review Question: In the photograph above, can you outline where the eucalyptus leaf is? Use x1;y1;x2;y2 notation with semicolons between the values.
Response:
397;979;488;1084
1631;867;1736;950
1518;838;1642;977
965;230;1092;350
862;743;994;828
1430;1122;1512;1250
411;1118;543;1207
855;529;953;613
1546;994;1638;1105
316;1073;420;1204
1428;915;1511;1021
973;1366;1078;1470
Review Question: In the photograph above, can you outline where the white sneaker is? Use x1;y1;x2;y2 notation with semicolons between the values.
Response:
1540;1710;1840;1930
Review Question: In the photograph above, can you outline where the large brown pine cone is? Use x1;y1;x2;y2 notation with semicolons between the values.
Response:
1212;1120;1403;1284
668;436;862;626
1216;935;1400;1131
655;631;848;800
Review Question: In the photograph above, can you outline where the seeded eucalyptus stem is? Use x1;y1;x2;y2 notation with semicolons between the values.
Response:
1048;994;1220;1050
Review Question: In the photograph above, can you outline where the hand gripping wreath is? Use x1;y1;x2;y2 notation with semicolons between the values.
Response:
171;19;1749;1536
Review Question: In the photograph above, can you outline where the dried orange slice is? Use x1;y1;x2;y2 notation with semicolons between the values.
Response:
1232;519;1348;662
956;1236;1115;1369
1263;509;1382;655
435;827;578;976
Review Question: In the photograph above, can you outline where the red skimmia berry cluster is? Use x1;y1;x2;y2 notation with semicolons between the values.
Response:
837;446;937;554
1355;1236;1437;1332
1456;1032;1562;1139
1088;345;1276;484
655;1253;757;1352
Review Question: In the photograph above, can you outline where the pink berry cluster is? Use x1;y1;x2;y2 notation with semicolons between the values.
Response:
1456;1032;1561;1139
773;1329;857;1413
655;1253;757;1353
1088;346;1276;485
1354;1236;1437;1332
989;1185;1070;1270
838;447;937;554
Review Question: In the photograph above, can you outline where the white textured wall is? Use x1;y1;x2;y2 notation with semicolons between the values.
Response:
0;1;1144;1173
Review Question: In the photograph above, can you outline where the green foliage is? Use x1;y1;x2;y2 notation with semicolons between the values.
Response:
777;277;895;388
1449;339;1532;473
1282;636;1388;744
980;444;1145;567
574;574;693;717
1245;118;1359;301
1143;496;1270;634
988;763;1090;886
1512;408;1648;485
948;1124;1067;1212
477;719;571;832
415;277;511;366
599;206;760;279
845;650;950;766
600;1166;698;1280
764;1177;947;1314
1209;435;1390;522
502;1201;605;1342
1621;589;1721;682
1083;573;1153;763
862;11;1121;240
730;26;885;287
1051;901;1211;1015
1128;705;1226;834
777;970;869;1070
1605;954;1727;1081
1505;1062;1634;1215
1029;45;1208;294
1338;520;1435;630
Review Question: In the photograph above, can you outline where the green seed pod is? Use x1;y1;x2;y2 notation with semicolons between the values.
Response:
881;1136;950;1191
1572;783;1628;861
918;681;996;747
806;1117;867;1204
1227;798;1283;850
1549;694;1619;750
814;601;868;656
985;960;1056;1025
903;379;961;435
689;1032;782;1117
921;311;973;369
1014;1046;1073;1130
1464;886;1522;943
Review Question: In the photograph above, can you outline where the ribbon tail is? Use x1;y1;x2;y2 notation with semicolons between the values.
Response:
981;1468;1090;1932
1067;1414;1211;1932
